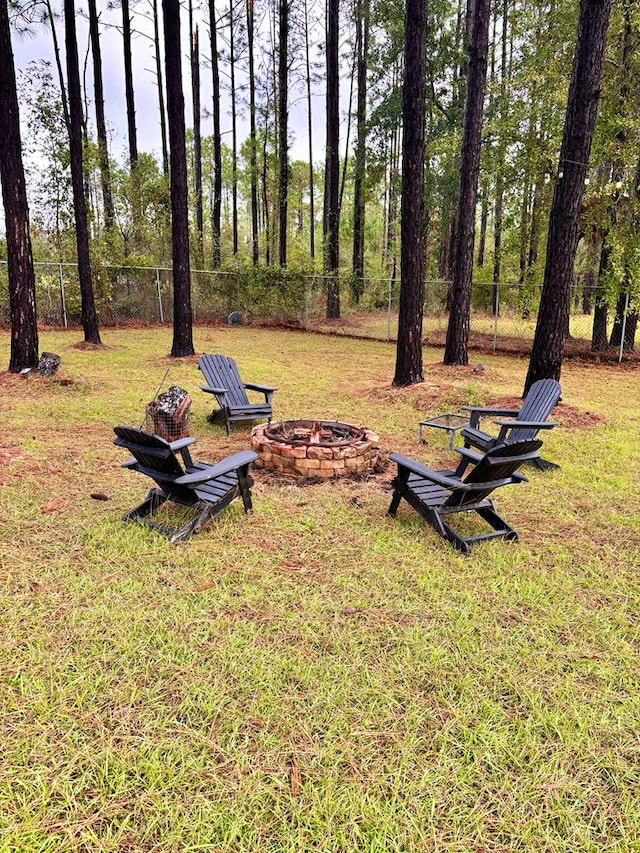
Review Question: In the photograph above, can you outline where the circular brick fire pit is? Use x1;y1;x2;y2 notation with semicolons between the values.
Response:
251;419;380;478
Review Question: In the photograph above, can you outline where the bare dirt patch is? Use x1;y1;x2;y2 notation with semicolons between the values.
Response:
359;375;472;413
480;396;605;430
70;341;106;351
424;328;640;365
358;367;606;430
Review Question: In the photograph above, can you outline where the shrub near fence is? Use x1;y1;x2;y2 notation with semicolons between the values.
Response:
0;260;627;358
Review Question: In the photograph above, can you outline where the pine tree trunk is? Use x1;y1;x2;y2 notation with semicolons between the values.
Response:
247;0;259;266
477;184;488;267
153;0;169;175
122;0;138;170
87;0;114;232
592;240;609;351
122;0;141;238
209;0;222;267
324;0;340;317
303;0;315;259
386;127;400;272
64;0;101;344
492;172;503;311
190;12;204;271
339;62;354;218
605;6;635;352
491;0;509;315
443;0;491;365
45;0;70;130
525;0;612;393
351;0;369;293
162;0;194;357
526;161;545;274
517;179;531;283
261;125;271;266
0;0;39;371
393;0;427;386
228;0;238;255
278;0;289;267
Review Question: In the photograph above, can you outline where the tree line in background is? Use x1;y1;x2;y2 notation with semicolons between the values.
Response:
0;0;637;388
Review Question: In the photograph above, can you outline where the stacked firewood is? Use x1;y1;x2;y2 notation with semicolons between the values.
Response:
146;386;191;440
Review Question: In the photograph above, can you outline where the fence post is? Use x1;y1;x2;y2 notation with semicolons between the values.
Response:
618;290;630;363
58;264;68;328
492;281;499;352
304;279;310;331
156;268;164;323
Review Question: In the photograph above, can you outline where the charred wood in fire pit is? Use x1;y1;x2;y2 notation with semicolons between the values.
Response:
264;419;366;447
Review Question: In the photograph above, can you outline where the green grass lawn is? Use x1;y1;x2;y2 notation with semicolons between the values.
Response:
1;326;639;852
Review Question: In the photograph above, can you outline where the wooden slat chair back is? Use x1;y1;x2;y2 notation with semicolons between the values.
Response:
460;378;561;469
388;438;543;553
113;425;258;543
197;354;277;434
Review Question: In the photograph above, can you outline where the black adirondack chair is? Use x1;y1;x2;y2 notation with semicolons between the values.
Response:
388;438;543;553
113;426;258;544
197;354;278;434
460;378;561;470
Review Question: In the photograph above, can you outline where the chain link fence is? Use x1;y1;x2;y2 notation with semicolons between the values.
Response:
0;260;631;360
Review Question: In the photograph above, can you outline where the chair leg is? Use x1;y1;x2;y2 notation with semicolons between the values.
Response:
475;504;518;541
528;456;560;472
388;470;411;517
169;487;242;544
123;488;167;522
388;486;471;554
434;514;472;554
237;466;254;512
388;490;402;517
412;503;470;554
170;502;217;544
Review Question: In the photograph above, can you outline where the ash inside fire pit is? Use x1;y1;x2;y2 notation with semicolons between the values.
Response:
252;419;379;479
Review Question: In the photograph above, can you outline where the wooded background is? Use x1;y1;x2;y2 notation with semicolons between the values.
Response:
1;0;638;369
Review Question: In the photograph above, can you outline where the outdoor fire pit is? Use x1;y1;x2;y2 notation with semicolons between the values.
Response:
251;419;380;478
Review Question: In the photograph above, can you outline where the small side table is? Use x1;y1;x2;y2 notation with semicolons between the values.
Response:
418;413;470;450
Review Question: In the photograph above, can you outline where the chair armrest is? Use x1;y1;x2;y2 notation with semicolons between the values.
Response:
244;382;277;404
454;446;484;463
391;454;520;493
168;436;197;451
390;453;529;493
452;445;484;476
494;419;557;442
169;436;196;467
389;453;464;490
460;405;520;428
244;382;278;393
492;419;557;429
199;384;228;396
460;405;520;416
175;450;259;485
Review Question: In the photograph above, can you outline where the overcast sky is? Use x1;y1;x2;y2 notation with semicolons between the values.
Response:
11;3;328;168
